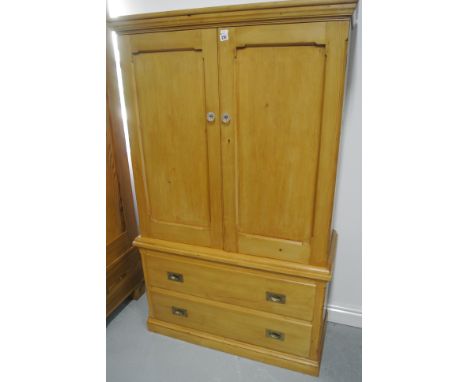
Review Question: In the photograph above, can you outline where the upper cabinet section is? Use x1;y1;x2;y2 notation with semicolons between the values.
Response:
109;1;357;266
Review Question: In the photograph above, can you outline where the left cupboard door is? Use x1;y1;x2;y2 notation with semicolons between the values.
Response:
117;29;223;248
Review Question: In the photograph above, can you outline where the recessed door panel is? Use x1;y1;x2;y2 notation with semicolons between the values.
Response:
237;46;325;241
219;22;349;264
118;29;223;248
134;51;210;227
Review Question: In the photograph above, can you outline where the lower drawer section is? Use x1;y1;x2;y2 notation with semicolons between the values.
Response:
143;250;316;321
149;289;312;358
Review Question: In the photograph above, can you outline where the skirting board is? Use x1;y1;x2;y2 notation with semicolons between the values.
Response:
326;305;362;328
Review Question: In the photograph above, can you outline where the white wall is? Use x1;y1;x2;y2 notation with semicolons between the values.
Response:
108;0;284;18
108;0;362;327
328;2;362;327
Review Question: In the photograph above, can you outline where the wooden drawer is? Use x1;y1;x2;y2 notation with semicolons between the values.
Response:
150;289;312;358
143;250;316;321
106;248;143;315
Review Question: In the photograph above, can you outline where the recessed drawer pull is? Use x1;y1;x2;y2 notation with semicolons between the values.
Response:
167;272;184;283
171;306;188;317
265;329;285;341
266;292;286;304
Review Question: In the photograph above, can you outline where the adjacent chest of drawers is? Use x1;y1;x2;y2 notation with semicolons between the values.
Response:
110;0;356;376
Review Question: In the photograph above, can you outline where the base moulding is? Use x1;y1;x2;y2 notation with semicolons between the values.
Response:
147;318;322;376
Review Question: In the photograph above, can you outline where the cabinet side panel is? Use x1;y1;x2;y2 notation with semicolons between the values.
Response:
310;21;350;265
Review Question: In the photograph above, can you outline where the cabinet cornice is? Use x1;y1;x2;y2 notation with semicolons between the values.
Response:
108;0;357;34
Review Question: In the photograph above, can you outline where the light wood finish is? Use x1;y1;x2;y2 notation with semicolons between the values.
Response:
149;288;312;357
219;21;349;266
148;319;320;375
135;235;332;281
312;230;337;359
143;249;317;321
110;0;356;34
106;28;144;316
109;0;356;375
219;22;339;264
118;29;224;249
308;21;350;266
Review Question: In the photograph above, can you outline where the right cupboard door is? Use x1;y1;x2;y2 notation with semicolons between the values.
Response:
219;22;349;265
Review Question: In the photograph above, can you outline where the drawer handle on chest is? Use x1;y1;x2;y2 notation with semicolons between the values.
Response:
171;306;188;317
265;329;285;341
266;292;286;304
167;272;184;283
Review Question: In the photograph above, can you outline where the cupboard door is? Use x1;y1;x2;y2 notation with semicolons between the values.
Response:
118;29;223;248
219;22;349;265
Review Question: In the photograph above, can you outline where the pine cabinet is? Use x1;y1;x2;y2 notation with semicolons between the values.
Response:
110;0;357;375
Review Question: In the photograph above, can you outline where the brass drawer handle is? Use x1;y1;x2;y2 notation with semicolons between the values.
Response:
167;272;184;283
266;292;286;304
265;329;284;341
171;306;188;317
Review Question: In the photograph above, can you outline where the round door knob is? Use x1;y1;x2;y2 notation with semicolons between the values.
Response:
207;112;216;122
222;113;231;124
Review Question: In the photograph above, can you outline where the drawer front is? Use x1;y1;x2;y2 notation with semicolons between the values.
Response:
106;248;143;315
150;290;312;357
143;250;316;321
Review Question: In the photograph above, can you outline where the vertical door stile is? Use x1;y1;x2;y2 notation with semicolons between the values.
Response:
202;29;224;249
218;27;239;252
